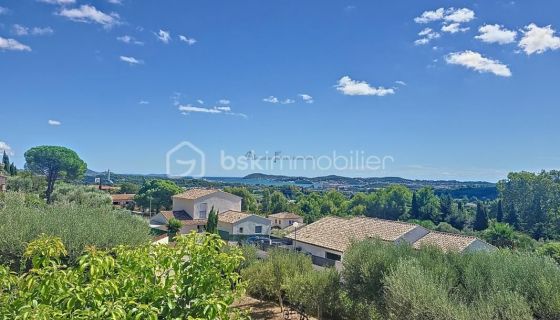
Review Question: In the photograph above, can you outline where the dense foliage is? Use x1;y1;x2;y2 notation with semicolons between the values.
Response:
0;233;247;319
50;183;112;207
0;192;151;270
24;146;87;203
242;240;560;320
134;179;182;213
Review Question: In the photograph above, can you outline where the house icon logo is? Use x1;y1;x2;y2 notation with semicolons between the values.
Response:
166;141;206;178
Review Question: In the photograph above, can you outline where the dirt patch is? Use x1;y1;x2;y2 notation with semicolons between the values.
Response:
233;296;316;320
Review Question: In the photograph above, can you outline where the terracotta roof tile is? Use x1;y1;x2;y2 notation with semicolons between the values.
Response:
269;212;302;219
111;194;135;201
412;232;478;253
172;188;219;200
286;216;420;252
218;210;252;224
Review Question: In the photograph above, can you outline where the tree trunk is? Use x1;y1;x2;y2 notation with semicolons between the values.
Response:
45;170;57;204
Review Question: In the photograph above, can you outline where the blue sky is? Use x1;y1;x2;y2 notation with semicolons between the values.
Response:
1;0;560;181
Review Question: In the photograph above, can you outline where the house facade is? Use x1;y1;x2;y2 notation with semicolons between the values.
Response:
286;216;495;265
111;194;135;208
149;188;270;239
218;210;272;240
268;212;304;229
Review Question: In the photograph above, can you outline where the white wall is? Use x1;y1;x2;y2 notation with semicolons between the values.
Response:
292;240;343;260
173;194;241;219
172;198;195;216
271;217;304;229
230;216;271;236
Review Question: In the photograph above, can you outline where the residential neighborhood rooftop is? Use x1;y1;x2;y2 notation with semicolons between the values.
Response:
161;210;193;221
172;188;219;200
269;212;302;219
412;231;482;253
286;216;421;252
218;210;252;224
110;194;135;201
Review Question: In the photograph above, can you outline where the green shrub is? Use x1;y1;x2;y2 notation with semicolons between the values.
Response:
0;192;151;270
471;291;533;320
50;183;111;207
0;233;246;319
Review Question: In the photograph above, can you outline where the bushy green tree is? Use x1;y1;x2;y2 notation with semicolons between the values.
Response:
224;186;258;212
24;146;87;203
206;206;219;234
473;202;489;231
415;187;441;222
167;218;182;238
0;233;246;319
135;179;182;212
118;182;140;194
50;183;111;207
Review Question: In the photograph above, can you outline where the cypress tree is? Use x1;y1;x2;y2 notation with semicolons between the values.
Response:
2;151;9;173
410;192;420;219
206;206;219;234
496;199;504;222
505;204;519;230
473;202;489;231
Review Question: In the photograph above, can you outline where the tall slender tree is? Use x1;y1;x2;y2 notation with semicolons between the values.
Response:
205;206;219;234
2;151;10;174
496;199;504;222
505;204;519;229
473;202;489;231
410;192;420;219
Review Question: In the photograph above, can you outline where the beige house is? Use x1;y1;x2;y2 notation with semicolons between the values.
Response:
111;194;135;208
0;174;6;192
149;188;271;238
268;212;304;229
286;216;495;264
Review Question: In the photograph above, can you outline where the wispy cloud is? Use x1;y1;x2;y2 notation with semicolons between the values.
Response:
518;23;560;55
119;55;143;65
415;7;475;24
445;50;511;77
218;99;230;105
117;35;143;45
12;24;54;36
179;104;246;118
0;37;31;51
395;80;407;86
0;141;14;156
107;0;123;4
38;0;76;5
197;99;204;105
335;76;395;96
475;24;517;44
139;100;149;105
48;119;62;126
299;94;314;104
155;30;171;43
0;6;10;15
179;35;196;45
58;5;120;28
441;22;469;34
415;27;440;45
263;96;280;104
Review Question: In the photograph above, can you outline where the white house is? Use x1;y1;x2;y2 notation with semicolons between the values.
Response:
285;216;495;264
149;188;270;239
218;210;272;240
268;212;304;229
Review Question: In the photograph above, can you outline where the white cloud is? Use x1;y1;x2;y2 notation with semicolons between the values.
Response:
444;8;475;23
197;99;204;105
263;96;279;103
518;23;560;55
414;8;445;23
299;94;314;104
107;0;123;4
216;106;231;111
441;23;469;34
119;55;143;65
38;0;76;4
0;142;14;156
156;30;171;43
476;24;517;44
281;99;295;104
32;27;54;36
12;24;54;36
395;80;407;86
48;119;62;126
218;99;230;105
178;104;245;118
0;7;9;15
336;76;395;96
445;50;511;77
179;35;197;45
58;5;119;28
0;37;31;51
415;28;440;45
117;35;143;45
415;7;474;24
139;100;149;105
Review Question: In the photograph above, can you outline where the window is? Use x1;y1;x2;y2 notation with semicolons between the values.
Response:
199;203;207;219
239;227;244;234
289;220;293;225
255;226;262;234
325;252;341;261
